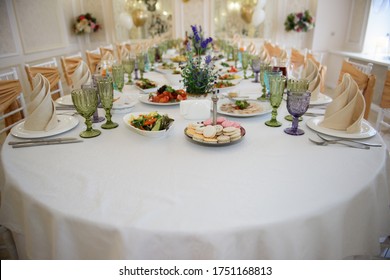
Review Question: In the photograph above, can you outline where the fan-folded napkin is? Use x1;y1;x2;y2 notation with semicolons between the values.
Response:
71;60;92;89
24;73;58;131
320;73;365;133
258;45;271;64
301;58;321;100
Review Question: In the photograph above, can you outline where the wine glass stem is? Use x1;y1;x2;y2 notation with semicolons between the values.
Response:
292;117;299;131
127;73;132;83
255;72;259;83
271;107;278;122
105;109;113;124
85;117;93;131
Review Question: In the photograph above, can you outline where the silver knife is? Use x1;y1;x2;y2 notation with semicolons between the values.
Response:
9;137;79;146
11;139;83;148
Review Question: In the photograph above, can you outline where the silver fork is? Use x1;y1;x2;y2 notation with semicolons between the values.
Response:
317;133;381;147
310;136;370;149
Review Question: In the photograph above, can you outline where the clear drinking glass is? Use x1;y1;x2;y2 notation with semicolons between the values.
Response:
71;88;101;138
284;91;311;136
265;75;286;127
97;77;119;129
122;56;135;85
112;64;124;92
148;47;156;71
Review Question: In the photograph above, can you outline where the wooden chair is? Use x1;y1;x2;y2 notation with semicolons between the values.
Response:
85;48;101;74
375;66;390;132
25;57;64;100
116;42;131;62
338;60;376;119
0;67;27;135
60;52;83;87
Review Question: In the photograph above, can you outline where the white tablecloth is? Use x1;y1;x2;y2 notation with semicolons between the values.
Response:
1;71;390;259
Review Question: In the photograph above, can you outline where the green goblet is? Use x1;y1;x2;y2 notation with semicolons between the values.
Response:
285;79;310;121
112;64;124;92
97;77;119;129
241;51;250;79
265;75;286;127
122;56;135;85
71;88;101;138
137;53;145;80
148;47;156;71
232;46;239;68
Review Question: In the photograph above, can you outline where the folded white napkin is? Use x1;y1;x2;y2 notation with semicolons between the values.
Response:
320;73;365;133
258;45;271;64
24;73;58;131
71;60;92;89
302;59;321;100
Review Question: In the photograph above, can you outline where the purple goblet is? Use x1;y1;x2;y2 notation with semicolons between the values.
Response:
284;91;311;136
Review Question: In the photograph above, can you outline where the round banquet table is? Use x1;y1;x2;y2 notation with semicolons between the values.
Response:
1;71;390;260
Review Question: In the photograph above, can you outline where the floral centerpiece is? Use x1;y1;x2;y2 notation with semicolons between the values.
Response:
181;25;218;96
284;10;315;32
73;13;101;35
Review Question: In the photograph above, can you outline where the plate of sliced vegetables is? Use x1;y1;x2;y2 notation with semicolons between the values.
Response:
139;85;188;106
123;111;174;138
135;78;159;93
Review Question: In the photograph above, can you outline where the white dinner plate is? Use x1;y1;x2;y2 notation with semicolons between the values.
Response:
112;94;138;113
214;83;238;93
10;115;79;139
217;99;272;118
306;116;377;139
134;85;159;94
56;95;73;106
310;93;332;106
139;94;180;106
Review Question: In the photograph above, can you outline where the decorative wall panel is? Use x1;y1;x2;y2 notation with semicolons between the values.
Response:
13;0;66;53
83;0;106;43
0;0;18;57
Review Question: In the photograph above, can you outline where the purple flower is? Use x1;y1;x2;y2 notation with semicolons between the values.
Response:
201;37;212;49
191;25;201;43
186;42;191;52
205;55;212;65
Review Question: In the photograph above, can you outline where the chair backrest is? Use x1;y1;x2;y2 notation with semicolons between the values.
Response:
100;44;114;57
25;57;64;100
116;43;131;62
85;49;101;74
338;60;376;119
0;67;27;134
380;66;390;109
346;58;373;74
60;52;83;86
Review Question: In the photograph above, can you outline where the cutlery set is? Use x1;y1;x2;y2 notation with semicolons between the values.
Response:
309;133;382;149
9;137;83;148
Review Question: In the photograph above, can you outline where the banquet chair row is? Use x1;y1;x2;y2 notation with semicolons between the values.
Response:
375;66;390;132
25;57;64;100
0;67;27;135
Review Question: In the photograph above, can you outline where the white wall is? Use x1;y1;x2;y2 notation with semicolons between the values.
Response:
0;0;114;100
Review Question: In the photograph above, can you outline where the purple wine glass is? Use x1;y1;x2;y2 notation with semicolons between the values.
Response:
284;91;311;136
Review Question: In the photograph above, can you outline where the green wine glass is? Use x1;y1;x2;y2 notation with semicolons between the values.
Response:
265;75;286;127
112;64;124;92
71;88;101;138
122;57;135;85
241;51;250;79
148;47;156;71
137;53;145;80
97;77;118;129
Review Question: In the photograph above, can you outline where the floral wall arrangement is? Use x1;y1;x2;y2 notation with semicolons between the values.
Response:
284;10;315;32
73;13;101;35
